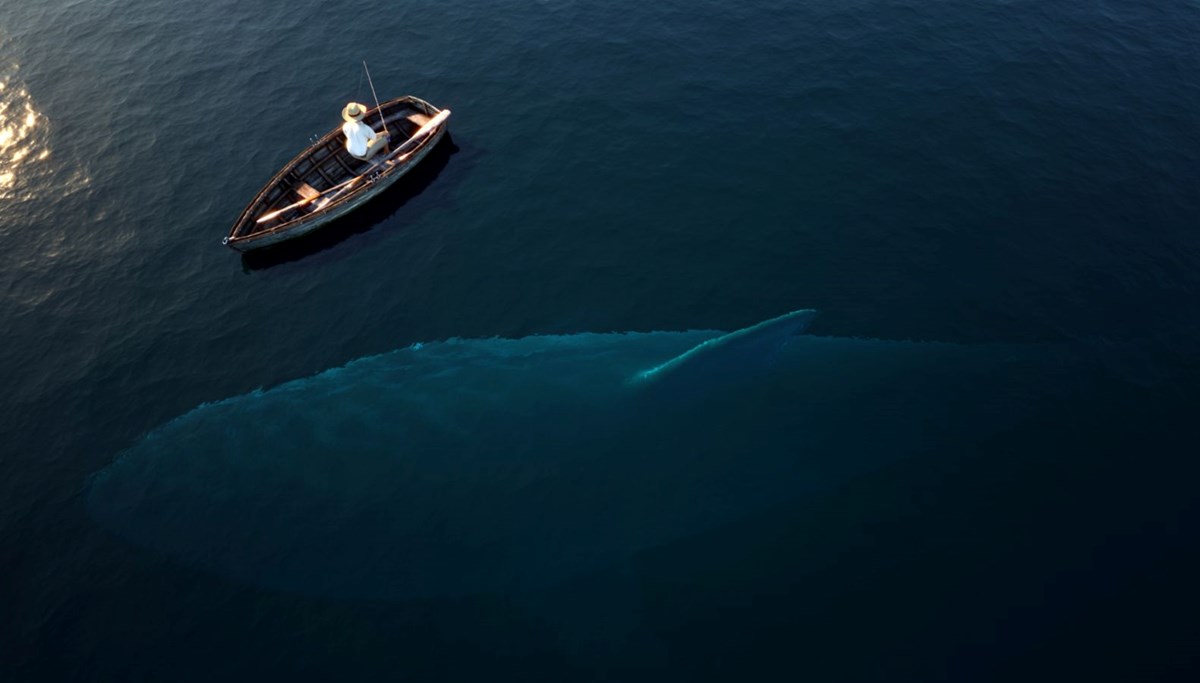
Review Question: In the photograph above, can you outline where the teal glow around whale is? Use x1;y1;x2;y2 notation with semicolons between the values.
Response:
88;310;1055;600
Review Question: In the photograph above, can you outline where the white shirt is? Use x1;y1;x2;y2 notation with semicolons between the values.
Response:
342;120;377;157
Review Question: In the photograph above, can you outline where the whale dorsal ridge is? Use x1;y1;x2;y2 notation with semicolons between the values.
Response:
631;309;817;388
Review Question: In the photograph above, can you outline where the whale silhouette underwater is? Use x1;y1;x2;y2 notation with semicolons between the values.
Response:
88;310;1076;600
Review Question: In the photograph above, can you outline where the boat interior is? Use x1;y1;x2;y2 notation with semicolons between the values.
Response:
232;99;437;238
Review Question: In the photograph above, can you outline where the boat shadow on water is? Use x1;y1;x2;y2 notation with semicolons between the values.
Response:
239;135;464;271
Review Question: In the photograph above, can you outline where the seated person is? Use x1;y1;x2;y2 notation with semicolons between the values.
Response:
341;102;390;160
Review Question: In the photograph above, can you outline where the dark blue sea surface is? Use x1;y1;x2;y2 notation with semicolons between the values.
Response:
2;0;1198;680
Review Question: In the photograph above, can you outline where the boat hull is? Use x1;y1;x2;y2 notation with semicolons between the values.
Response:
225;96;449;252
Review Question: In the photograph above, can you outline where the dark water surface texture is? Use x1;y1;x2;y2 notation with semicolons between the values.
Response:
3;0;1199;680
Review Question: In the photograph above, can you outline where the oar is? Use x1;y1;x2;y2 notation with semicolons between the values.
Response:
256;108;451;224
256;176;359;223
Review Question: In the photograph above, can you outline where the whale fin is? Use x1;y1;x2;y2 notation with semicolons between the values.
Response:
630;309;817;389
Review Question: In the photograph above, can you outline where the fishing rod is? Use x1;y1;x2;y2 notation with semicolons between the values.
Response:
362;60;391;147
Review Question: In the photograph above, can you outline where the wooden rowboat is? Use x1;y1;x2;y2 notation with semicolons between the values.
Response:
224;95;451;252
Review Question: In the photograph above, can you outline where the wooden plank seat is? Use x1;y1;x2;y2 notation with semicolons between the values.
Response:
295;182;321;201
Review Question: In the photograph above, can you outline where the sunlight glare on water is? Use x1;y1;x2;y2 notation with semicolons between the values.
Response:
0;56;51;205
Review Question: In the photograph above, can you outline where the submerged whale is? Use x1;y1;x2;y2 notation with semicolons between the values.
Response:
88;310;1061;599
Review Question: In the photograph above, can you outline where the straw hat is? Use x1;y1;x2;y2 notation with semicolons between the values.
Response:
342;102;367;122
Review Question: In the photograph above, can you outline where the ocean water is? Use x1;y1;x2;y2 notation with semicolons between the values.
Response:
2;0;1198;680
